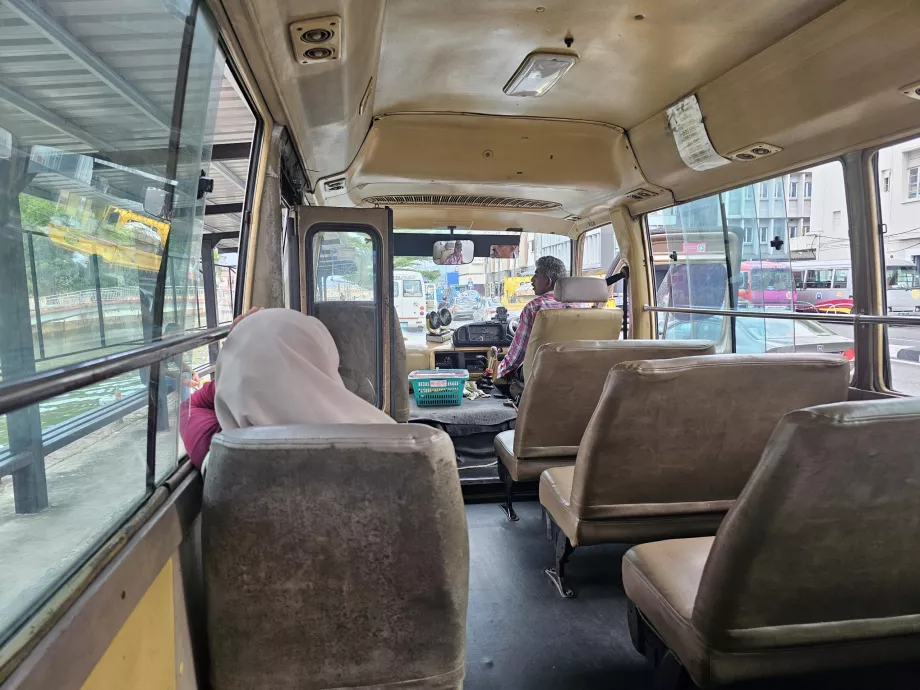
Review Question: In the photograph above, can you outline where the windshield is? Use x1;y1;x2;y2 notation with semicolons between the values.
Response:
886;266;920;290
750;268;794;291
395;230;571;348
402;279;423;297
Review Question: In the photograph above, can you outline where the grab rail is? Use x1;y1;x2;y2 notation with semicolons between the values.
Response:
644;305;920;327
0;326;230;417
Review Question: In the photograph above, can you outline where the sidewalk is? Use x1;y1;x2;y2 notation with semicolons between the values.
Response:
0;396;187;633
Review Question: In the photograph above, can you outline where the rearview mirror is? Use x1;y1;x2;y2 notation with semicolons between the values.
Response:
143;187;168;219
489;244;519;259
433;239;474;265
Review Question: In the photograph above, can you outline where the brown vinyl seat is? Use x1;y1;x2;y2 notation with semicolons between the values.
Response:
494;339;716;520
520;276;623;381
203;424;468;690
540;353;850;597
623;398;920;688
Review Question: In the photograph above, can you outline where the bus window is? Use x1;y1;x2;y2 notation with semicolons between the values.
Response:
876;135;920;396
0;0;243;645
650;161;854;360
402;279;423;297
805;270;833;289
833;269;850;289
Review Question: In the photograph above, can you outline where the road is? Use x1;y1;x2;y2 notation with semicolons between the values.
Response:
827;323;920;396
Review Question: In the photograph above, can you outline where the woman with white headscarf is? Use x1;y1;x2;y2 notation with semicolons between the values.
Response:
180;308;393;470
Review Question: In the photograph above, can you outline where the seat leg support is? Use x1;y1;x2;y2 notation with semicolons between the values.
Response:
544;518;576;598
496;461;518;522
655;651;694;690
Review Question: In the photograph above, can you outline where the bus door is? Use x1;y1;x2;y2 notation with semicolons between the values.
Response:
297;207;399;416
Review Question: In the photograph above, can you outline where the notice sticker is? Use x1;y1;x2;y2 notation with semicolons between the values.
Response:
666;95;731;172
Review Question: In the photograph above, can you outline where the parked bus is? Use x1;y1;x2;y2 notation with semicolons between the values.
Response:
393;270;426;329
738;259;796;311
792;259;920;314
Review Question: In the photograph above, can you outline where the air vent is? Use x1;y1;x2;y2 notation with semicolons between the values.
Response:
323;177;346;192
625;187;658;201
362;195;561;210
726;142;782;162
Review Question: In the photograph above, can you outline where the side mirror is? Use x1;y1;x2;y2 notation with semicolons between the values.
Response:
432;240;474;265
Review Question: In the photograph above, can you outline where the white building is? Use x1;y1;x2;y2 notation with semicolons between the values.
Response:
791;141;920;269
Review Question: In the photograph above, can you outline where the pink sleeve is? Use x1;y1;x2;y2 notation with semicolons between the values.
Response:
180;381;221;470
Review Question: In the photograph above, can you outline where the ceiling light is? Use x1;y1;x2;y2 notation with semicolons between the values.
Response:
503;51;577;97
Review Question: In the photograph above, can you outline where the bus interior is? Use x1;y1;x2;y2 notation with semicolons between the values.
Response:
2;1;920;689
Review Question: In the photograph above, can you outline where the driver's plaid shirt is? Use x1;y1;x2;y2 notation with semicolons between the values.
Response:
497;292;569;379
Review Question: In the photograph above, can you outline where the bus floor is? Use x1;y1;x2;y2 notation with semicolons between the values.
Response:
464;500;920;690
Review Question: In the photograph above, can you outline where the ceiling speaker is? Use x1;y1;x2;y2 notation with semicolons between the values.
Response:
289;15;341;65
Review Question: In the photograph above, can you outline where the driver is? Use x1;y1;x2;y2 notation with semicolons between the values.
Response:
496;255;568;380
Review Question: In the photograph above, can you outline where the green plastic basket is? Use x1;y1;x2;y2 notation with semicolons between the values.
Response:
408;369;469;407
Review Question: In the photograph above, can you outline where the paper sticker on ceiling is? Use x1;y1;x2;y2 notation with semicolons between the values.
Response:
665;94;730;172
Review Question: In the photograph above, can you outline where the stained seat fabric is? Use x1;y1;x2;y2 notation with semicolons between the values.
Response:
541;353;851;547
498;340;715;482
623;398;920;687
314;301;410;422
203;424;468;690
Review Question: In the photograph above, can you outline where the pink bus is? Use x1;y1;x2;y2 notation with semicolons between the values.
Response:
738;260;796;311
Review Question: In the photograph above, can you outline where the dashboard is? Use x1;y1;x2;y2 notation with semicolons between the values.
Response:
452;321;512;348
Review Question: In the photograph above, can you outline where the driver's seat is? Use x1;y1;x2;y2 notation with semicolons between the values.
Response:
521;277;623;380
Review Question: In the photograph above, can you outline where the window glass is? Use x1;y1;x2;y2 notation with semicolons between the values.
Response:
402;279;423;297
0;0;243;641
650;161;854;361
833;269;849;289
312;231;377;302
876;136;920;396
582;224;620;307
389;230;569;348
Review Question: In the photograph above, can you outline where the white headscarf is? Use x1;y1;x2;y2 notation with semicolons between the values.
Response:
215;308;395;431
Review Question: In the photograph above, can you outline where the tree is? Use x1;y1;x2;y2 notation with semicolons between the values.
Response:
18;194;56;232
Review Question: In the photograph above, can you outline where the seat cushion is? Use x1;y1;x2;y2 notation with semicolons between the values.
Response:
540;467;727;547
622;538;714;680
494;430;575;482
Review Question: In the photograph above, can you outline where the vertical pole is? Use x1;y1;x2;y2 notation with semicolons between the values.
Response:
91;253;106;347
201;236;219;363
27;232;45;359
0;145;48;513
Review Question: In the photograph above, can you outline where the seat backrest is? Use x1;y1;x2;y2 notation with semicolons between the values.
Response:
203;424;468;690
514;340;716;458
570;354;851;516
313;301;410;422
692;398;920;644
522;277;622;380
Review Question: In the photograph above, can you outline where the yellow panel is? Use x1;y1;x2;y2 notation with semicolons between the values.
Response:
81;560;176;690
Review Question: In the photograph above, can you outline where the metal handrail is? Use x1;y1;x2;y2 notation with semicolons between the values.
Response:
0;326;230;417
644;305;920;327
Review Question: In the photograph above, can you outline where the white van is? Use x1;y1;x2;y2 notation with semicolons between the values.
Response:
394;270;426;329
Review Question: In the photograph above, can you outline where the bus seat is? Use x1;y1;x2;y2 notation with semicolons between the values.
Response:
494;339;716;521
540;353;850;597
622;397;920;687
521;277;623;381
203;424;468;690
313;301;411;422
